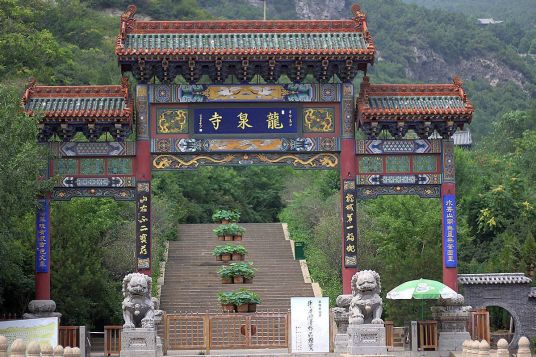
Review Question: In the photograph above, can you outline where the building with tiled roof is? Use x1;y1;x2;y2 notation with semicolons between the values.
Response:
356;76;474;139
22;78;133;142
458;273;532;285
115;4;375;83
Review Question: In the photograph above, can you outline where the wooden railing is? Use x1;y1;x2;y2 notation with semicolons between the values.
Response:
385;321;394;351
468;308;490;343
165;312;289;353
104;325;122;356
59;326;80;349
418;320;438;351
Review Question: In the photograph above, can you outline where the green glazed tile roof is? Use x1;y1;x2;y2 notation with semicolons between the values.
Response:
368;96;465;111
27;97;127;112
123;32;369;53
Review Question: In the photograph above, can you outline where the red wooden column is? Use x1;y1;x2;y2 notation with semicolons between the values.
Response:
135;84;152;276
341;83;358;294
35;198;51;300
441;140;458;291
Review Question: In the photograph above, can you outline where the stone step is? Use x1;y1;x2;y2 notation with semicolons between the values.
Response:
159;223;315;313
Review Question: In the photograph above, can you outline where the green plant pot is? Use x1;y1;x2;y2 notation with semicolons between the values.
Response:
222;304;235;313
222;277;233;284
232;253;244;261
244;278;253;284
221;219;229;224
236;304;249;313
224;235;233;241
221;254;232;262
216;255;222;261
234;234;242;241
233;276;244;284
218;235;225;241
248;303;257;313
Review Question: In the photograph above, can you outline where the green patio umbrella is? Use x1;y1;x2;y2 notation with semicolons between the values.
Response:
386;279;458;319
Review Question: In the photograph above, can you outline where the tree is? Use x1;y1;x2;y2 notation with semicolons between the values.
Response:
0;85;51;312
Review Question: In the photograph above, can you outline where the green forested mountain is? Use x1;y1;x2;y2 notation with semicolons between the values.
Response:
401;0;536;28
0;0;535;327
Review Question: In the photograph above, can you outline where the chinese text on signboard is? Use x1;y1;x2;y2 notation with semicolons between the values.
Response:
443;194;457;268
136;182;151;270
343;180;358;268
194;107;297;135
35;199;49;273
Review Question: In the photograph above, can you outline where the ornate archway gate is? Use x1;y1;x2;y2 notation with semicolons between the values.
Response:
22;4;473;313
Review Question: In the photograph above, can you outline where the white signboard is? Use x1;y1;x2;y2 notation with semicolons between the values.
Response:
291;297;329;353
0;317;59;348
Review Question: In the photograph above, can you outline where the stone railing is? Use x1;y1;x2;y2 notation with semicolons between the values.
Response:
462;337;532;357
0;336;80;357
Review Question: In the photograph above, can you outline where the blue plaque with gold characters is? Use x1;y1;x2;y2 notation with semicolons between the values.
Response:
194;107;298;135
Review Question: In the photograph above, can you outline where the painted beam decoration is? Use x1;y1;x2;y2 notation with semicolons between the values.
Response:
152;153;339;170
150;84;341;103
356;185;441;199
343;181;358;268
194;107;297;135
443;194;457;268
52;188;136;201
151;137;340;153
35;199;50;273
49;142;136;157
136;182;151;270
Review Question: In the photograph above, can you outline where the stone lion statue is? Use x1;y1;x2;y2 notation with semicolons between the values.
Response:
122;273;155;329
349;270;383;325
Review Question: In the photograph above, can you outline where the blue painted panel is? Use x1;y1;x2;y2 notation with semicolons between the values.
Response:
194;107;298;135
35;199;49;273
443;194;457;268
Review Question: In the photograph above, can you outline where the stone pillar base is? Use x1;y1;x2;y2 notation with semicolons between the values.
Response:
120;328;162;357
347;323;388;355
23;300;62;319
438;331;471;351
334;333;349;353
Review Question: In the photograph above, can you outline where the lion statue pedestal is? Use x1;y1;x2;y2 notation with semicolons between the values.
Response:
346;270;388;356
119;273;163;357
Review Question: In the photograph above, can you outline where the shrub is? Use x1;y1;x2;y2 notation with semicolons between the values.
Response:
212;209;240;223
212;244;247;256
217;291;234;305
217;289;262;306
218;262;256;279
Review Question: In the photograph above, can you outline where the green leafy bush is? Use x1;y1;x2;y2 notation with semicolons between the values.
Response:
212;209;240;223
218;262;256;279
212;244;247;256
217;289;261;306
212;223;245;236
217;291;234;305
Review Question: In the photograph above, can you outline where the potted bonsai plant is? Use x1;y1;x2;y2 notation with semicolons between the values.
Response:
212;245;234;262
218;264;235;284
233;289;261;313
213;225;227;241
229;223;246;241
218;262;256;284
212;244;247;262
230;245;247;261
218;291;235;313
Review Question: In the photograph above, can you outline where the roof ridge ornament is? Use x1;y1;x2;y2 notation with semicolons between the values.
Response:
22;78;37;106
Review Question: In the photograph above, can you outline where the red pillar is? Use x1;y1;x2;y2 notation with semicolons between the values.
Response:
35;198;51;300
135;84;152;276
441;183;458;291
341;139;357;294
341;82;358;294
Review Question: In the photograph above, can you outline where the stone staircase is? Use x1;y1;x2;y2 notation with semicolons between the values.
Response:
159;223;316;313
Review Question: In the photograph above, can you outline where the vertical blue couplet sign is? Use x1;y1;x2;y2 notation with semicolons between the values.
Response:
443;194;457;268
35;199;50;273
